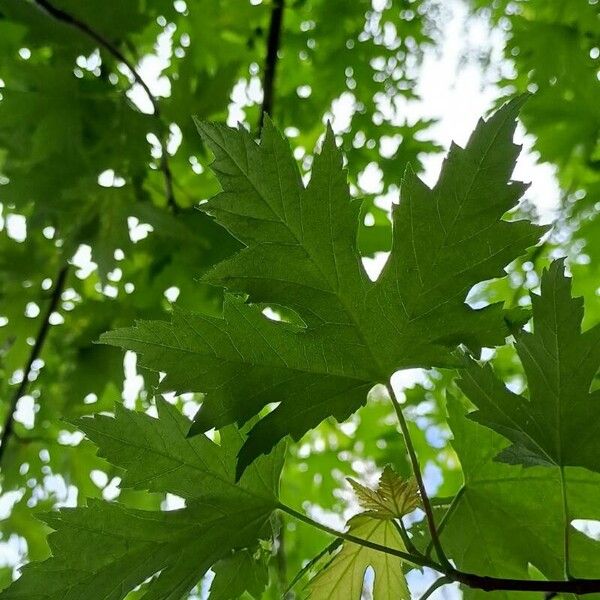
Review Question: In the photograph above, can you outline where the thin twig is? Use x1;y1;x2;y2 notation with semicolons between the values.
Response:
393;518;420;556
32;0;177;210
258;0;285;132
277;502;438;570
386;382;452;570
0;265;69;467
418;576;452;600
255;4;288;593
34;0;156;111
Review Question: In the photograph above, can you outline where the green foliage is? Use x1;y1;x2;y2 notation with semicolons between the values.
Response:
3;399;283;599
442;394;600;587
1;1;600;598
209;551;269;600
102;100;542;475
0;0;439;576
458;260;600;470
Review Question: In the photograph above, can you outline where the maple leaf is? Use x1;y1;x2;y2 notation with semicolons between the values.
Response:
101;98;543;474
457;259;600;471
348;466;420;520
307;514;409;600
1;400;283;600
441;394;600;591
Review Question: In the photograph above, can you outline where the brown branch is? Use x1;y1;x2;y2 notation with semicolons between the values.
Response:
0;265;69;466
255;2;287;591
32;0;177;210
258;0;285;132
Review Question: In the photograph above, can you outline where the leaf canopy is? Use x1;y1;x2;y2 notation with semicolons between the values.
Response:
1;0;599;596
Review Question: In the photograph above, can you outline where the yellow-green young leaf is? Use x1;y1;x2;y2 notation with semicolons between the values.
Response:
349;466;420;520
101;99;544;476
308;515;408;600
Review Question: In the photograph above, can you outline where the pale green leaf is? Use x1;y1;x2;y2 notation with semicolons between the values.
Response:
308;514;409;600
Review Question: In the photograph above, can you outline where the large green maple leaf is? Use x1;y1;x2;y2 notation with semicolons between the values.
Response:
441;395;600;598
457;259;600;470
1;400;284;600
101;98;543;474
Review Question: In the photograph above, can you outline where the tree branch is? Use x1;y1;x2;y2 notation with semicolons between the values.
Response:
0;265;69;466
254;4;288;591
32;0;177;210
258;0;285;132
386;382;452;570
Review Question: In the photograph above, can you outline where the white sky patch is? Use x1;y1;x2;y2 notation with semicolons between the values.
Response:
0;535;27;569
5;214;27;242
162;493;186;511
126;25;174;113
122;351;144;408
71;244;98;279
127;216;154;243
13;395;35;430
0;491;24;520
391;368;431;396
327;91;356;133
164;286;180;303
573;519;600;541
98;169;126;188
